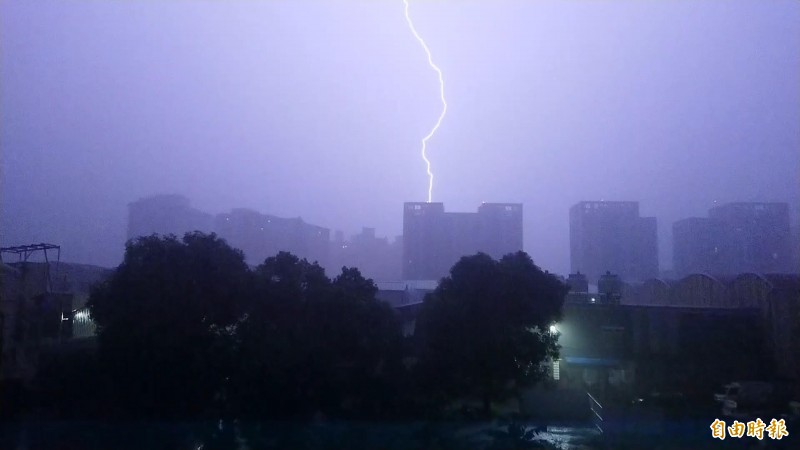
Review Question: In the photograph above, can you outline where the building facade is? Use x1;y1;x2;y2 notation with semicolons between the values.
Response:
622;272;800;381
672;217;724;276
214;208;329;267
127;195;213;241
402;202;523;280
545;273;799;403
673;202;793;276
709;202;792;274
329;228;401;281
569;201;658;283
127;195;330;267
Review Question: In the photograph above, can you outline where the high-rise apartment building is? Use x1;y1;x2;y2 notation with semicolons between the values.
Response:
214;208;329;267
673;202;792;275
127;194;213;241
672;217;724;276
127;195;329;267
402;202;523;280
569;201;658;282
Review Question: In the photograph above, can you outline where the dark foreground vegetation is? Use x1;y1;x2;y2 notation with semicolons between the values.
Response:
2;232;568;449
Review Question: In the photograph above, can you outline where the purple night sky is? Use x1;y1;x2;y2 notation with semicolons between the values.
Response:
2;0;798;274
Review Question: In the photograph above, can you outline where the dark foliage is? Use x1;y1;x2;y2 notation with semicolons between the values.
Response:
18;237;569;449
87;232;250;421
415;252;567;416
231;252;405;422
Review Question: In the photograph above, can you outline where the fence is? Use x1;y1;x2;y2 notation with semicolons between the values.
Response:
587;391;603;433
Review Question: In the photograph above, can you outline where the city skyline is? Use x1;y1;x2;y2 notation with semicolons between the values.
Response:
120;193;796;280
3;1;800;444
2;0;798;275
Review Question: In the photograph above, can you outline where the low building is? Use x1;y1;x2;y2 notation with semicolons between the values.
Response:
556;272;800;400
557;301;766;402
1;261;110;383
624;272;800;381
376;281;436;337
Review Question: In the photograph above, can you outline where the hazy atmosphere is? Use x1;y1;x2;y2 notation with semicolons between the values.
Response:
3;2;800;449
2;0;798;273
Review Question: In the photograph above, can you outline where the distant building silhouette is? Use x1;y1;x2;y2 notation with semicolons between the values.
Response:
215;208;329;267
402;202;523;280
673;202;792;276
672;217;725;276
569;201;658;283
329;228;401;281
127;194;212;241
127;195;330;267
709;202;792;274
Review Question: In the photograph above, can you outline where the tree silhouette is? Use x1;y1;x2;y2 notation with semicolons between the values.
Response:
87;232;250;422
230;253;404;423
231;252;331;421
415;252;567;416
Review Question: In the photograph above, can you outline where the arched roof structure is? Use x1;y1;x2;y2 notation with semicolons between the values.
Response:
673;273;731;308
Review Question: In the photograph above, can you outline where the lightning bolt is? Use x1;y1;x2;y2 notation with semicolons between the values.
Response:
403;0;447;203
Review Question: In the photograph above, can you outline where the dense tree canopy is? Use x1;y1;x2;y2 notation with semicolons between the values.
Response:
88;236;407;426
415;252;567;415
232;253;404;421
88;232;251;420
50;237;569;448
